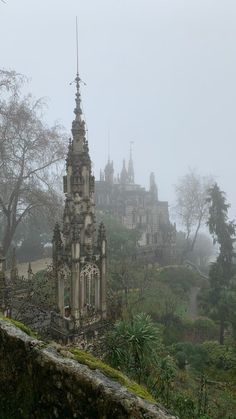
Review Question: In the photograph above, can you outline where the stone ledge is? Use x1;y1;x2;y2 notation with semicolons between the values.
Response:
0;319;177;419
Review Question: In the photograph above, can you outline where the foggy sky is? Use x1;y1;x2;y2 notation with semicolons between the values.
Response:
1;0;236;221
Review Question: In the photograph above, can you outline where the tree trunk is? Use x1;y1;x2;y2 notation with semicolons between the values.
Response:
2;226;13;257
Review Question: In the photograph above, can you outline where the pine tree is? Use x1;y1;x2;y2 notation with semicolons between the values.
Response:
206;183;236;344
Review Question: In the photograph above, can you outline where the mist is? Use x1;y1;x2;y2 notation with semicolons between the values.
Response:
1;0;236;217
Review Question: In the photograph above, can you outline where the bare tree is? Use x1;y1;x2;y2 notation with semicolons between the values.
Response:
190;232;215;269
0;70;66;256
175;170;213;260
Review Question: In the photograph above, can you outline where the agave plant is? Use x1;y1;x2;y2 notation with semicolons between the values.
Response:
105;313;161;383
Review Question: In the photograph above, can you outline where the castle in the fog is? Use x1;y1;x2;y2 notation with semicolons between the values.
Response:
95;149;176;265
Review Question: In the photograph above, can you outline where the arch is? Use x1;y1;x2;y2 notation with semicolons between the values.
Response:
80;263;100;312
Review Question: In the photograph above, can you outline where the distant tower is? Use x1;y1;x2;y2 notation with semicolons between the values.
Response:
52;41;107;324
100;169;104;182
104;158;114;184
120;160;128;184
127;142;135;184
149;172;158;201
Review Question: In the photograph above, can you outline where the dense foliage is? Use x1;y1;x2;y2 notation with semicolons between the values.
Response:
103;212;236;418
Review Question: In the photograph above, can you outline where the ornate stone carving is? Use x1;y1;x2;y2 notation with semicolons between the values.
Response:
52;67;107;330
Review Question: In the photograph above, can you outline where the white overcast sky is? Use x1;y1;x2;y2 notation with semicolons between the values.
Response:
1;0;236;220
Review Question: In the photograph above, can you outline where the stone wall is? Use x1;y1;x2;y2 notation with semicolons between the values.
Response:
0;319;177;419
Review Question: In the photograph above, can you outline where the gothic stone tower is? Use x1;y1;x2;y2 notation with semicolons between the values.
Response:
52;74;107;326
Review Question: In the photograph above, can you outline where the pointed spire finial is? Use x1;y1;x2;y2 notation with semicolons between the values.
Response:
128;141;135;183
76;16;79;78
74;16;82;118
129;140;134;159
71;17;88;152
108;129;110;162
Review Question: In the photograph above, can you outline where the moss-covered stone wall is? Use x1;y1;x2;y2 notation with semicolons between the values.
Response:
0;319;177;419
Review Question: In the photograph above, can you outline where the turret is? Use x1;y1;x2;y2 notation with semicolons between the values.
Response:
100;169;104;182
150;172;158;201
104;158;114;184
120;160;128;184
127;144;135;184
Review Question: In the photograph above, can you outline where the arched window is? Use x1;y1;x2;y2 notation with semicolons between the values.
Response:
80;263;100;310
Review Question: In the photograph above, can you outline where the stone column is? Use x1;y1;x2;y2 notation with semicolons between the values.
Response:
95;275;100;310
67;165;72;194
52;223;62;311
71;242;80;320
58;272;65;317
71;262;80;320
100;239;107;319
88;278;91;306
79;271;85;315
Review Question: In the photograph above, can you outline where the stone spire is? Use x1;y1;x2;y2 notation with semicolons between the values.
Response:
149;172;158;201
71;73;88;155
52;37;107;326
127;143;135;184
120;160;128;184
104;157;114;184
62;70;95;251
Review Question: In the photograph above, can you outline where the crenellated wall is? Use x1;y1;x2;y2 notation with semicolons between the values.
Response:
0;319;177;419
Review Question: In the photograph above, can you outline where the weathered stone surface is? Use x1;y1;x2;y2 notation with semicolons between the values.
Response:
0;319;177;419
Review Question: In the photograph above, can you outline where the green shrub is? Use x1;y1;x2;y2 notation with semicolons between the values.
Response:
193;318;218;341
171;342;209;371
162;318;186;345
202;341;236;371
175;351;187;369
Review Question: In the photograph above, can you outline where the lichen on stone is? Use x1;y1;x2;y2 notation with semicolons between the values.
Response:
0;316;37;337
0;320;176;418
66;347;156;403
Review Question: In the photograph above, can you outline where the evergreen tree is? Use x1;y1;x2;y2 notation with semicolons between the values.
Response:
206;183;236;344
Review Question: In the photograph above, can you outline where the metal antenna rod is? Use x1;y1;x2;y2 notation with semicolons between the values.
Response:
76;16;79;77
130;140;134;157
108;129;110;161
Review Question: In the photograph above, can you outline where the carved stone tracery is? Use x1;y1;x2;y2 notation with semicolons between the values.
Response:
52;72;107;328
